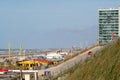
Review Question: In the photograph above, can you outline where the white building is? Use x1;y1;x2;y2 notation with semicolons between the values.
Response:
98;7;120;45
46;52;64;61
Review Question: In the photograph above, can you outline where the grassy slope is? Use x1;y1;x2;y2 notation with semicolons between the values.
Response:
65;39;120;80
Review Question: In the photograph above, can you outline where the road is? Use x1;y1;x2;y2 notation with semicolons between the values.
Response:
38;46;103;78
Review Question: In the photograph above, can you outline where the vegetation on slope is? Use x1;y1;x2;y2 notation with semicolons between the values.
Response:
62;39;120;80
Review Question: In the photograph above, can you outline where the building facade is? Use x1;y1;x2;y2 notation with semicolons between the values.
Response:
99;8;120;45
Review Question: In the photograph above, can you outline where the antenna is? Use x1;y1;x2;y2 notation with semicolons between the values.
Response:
8;42;12;59
20;43;22;56
23;50;26;57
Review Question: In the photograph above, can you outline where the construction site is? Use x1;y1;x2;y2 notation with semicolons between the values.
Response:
0;43;85;80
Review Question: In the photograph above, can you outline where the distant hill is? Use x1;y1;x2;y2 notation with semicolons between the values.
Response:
56;38;120;80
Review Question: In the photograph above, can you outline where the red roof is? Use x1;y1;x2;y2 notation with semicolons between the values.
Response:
34;59;53;63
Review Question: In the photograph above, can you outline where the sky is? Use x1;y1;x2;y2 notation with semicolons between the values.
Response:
0;0;120;49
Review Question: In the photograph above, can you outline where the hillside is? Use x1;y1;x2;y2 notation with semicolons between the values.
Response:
56;39;120;80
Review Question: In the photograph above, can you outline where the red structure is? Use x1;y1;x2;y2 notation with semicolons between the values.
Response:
111;32;114;39
0;69;8;74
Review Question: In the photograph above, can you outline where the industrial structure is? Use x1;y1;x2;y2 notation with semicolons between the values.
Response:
98;7;120;45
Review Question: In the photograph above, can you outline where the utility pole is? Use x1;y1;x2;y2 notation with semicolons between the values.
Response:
20;66;23;80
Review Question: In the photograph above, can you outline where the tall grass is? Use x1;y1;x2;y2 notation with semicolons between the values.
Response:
64;39;120;80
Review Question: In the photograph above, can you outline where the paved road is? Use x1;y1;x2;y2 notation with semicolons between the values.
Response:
38;46;103;78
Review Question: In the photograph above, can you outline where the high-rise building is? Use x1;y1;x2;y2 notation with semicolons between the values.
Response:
98;8;120;45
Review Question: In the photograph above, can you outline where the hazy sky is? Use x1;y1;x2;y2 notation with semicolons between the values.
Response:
0;0;120;49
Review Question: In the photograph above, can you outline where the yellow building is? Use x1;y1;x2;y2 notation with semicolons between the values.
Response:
17;60;48;70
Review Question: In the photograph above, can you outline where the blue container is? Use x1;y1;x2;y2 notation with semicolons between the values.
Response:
44;66;48;69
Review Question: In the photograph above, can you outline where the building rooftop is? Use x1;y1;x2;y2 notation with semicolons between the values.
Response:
98;8;118;11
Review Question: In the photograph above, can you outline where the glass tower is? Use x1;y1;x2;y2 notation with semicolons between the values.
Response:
99;8;119;45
